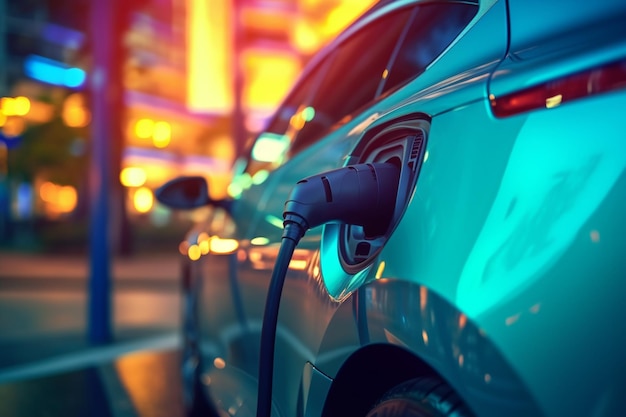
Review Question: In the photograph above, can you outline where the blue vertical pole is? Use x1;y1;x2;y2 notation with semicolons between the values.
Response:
88;0;113;344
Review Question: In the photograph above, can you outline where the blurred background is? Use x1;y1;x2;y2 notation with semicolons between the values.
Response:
0;2;379;414
0;0;377;256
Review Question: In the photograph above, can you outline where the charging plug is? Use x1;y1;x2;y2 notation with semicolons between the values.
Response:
257;162;401;417
283;162;400;239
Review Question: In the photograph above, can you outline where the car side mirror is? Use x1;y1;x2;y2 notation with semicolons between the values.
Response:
155;176;212;209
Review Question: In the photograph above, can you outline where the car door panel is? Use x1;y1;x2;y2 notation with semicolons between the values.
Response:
373;77;626;417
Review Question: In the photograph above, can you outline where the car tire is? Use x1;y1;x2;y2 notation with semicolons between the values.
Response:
180;261;218;417
365;377;475;417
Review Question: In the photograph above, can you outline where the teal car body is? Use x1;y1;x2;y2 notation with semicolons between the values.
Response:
163;0;626;416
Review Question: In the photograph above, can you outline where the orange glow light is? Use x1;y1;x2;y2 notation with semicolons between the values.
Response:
179;240;190;256
458;314;467;329
58;186;78;213
39;182;78;216
62;93;91;128
2;117;25;137
23;100;54;124
213;357;226;369
240;8;292;34
63;106;91;128
40;181;56;202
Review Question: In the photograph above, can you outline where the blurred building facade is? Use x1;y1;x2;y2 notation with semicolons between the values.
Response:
0;0;375;248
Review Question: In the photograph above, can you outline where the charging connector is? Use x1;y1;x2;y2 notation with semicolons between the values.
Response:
256;163;400;417
283;162;400;237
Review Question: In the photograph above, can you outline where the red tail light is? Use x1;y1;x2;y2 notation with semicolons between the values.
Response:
490;59;626;118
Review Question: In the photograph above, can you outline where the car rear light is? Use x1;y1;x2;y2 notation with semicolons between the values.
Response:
490;59;626;118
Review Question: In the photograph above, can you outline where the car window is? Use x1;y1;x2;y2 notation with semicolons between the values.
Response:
244;7;414;178
381;2;478;96
244;2;478;177
242;58;332;177
261;59;331;144
290;9;414;154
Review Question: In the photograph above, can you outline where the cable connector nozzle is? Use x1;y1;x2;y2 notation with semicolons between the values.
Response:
283;162;400;238
282;213;308;242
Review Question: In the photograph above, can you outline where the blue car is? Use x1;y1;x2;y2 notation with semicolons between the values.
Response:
156;0;626;416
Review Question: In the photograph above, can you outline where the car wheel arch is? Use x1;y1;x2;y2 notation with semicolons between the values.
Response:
320;342;437;417
312;277;544;417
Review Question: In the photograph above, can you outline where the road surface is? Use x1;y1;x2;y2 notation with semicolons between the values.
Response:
0;250;189;417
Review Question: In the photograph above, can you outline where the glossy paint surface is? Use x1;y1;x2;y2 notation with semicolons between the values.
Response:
184;0;626;416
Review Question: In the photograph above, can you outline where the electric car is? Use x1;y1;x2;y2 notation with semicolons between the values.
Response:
156;0;626;416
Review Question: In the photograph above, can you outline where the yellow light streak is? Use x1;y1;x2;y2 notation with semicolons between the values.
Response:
186;0;232;113
375;261;386;279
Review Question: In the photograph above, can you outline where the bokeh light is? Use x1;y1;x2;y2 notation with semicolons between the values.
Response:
1;96;30;116
134;118;155;139
152;121;171;148
188;244;202;261
62;93;91;128
39;181;78;217
133;187;154;213
120;167;148;187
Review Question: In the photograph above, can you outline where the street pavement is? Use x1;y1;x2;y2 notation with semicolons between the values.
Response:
0;250;189;417
0;250;183;287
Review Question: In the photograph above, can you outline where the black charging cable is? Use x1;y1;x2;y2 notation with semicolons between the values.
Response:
255;162;400;417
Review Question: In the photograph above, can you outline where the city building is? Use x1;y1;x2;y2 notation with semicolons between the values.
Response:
0;0;376;246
